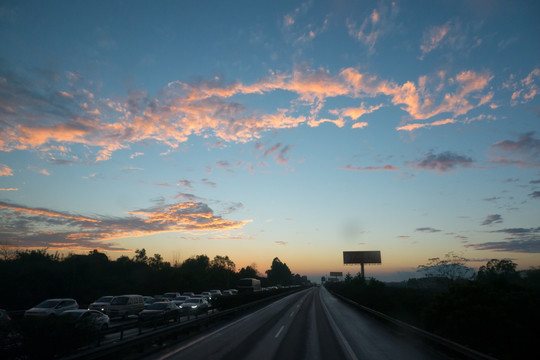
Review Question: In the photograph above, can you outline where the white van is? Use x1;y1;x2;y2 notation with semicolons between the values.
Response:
108;295;144;318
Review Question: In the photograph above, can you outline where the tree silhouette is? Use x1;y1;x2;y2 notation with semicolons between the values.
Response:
266;257;293;286
417;252;475;281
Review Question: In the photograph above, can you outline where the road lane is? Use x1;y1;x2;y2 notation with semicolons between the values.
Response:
149;287;449;360
319;286;441;360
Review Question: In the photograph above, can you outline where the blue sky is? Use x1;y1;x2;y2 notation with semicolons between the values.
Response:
1;0;539;281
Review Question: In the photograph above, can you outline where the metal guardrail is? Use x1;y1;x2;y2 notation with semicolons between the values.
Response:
327;289;497;360
61;288;304;359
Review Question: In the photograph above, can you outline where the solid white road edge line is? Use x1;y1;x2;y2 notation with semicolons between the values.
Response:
319;289;359;360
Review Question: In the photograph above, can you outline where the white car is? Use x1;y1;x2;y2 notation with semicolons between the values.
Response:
24;298;79;318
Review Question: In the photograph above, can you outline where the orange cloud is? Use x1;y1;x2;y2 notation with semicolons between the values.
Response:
0;164;13;176
0;65;494;161
0;200;250;252
352;122;368;129
396;118;455;131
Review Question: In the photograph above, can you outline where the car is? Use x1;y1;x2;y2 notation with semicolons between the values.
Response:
143;296;157;309
171;295;190;306
108;295;144;319
210;290;222;297
61;309;110;331
201;291;213;301
178;298;209;315
222;290;233;296
163;292;181;300
182;292;195;297
88;295;115;314
0;309;11;334
138;302;180;323
24;298;79;318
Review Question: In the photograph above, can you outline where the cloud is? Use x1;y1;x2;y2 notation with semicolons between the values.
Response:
274;241;288;246
396;118;455;132
0;188;18;191
415;227;441;233
352;122;368;129
410;151;473;172
529;191;540;199
482;214;503;226
0;163;13;176
201;178;217;188
178;179;193;190
341;68;492;120
0;200;249;252
420;22;451;59
263;143;282;157
346;3;398;52
0;63;494;162
509;68;539;105
275;144;292;165
466;227;540;253
489;132;540;167
340;164;400;172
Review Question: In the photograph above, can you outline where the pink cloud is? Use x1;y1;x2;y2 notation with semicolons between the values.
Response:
420;22;451;58
341;164;400;171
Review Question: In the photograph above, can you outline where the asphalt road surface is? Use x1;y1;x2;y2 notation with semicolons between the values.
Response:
150;286;449;360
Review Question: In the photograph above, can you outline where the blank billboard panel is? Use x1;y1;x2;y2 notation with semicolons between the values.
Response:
343;251;382;264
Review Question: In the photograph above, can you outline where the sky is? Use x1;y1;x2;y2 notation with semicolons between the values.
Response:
1;0;539;282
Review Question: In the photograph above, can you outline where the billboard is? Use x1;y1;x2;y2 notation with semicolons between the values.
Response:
329;272;343;277
343;251;381;264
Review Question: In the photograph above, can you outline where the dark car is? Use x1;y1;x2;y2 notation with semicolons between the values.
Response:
171;295;190;307
88;295;115;314
61;309;110;331
178;298;209;314
143;296;157;309
138;301;180;323
0;309;11;334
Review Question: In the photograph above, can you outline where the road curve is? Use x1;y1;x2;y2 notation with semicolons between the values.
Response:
149;287;447;360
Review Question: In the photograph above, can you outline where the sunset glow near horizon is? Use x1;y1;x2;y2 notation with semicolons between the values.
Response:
1;1;539;282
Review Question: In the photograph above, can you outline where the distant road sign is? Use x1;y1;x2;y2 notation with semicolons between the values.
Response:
343;251;381;264
329;272;343;277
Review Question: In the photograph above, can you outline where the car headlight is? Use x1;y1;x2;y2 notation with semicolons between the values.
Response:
191;305;197;309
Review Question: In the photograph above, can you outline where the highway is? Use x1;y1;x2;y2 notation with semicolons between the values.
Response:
148;286;448;360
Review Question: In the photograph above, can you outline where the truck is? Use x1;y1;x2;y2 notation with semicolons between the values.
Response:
237;278;261;292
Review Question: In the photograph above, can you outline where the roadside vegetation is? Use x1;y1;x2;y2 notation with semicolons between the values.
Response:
325;255;539;360
0;248;309;311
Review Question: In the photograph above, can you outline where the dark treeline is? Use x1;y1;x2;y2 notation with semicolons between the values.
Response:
325;259;540;360
0;248;310;310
